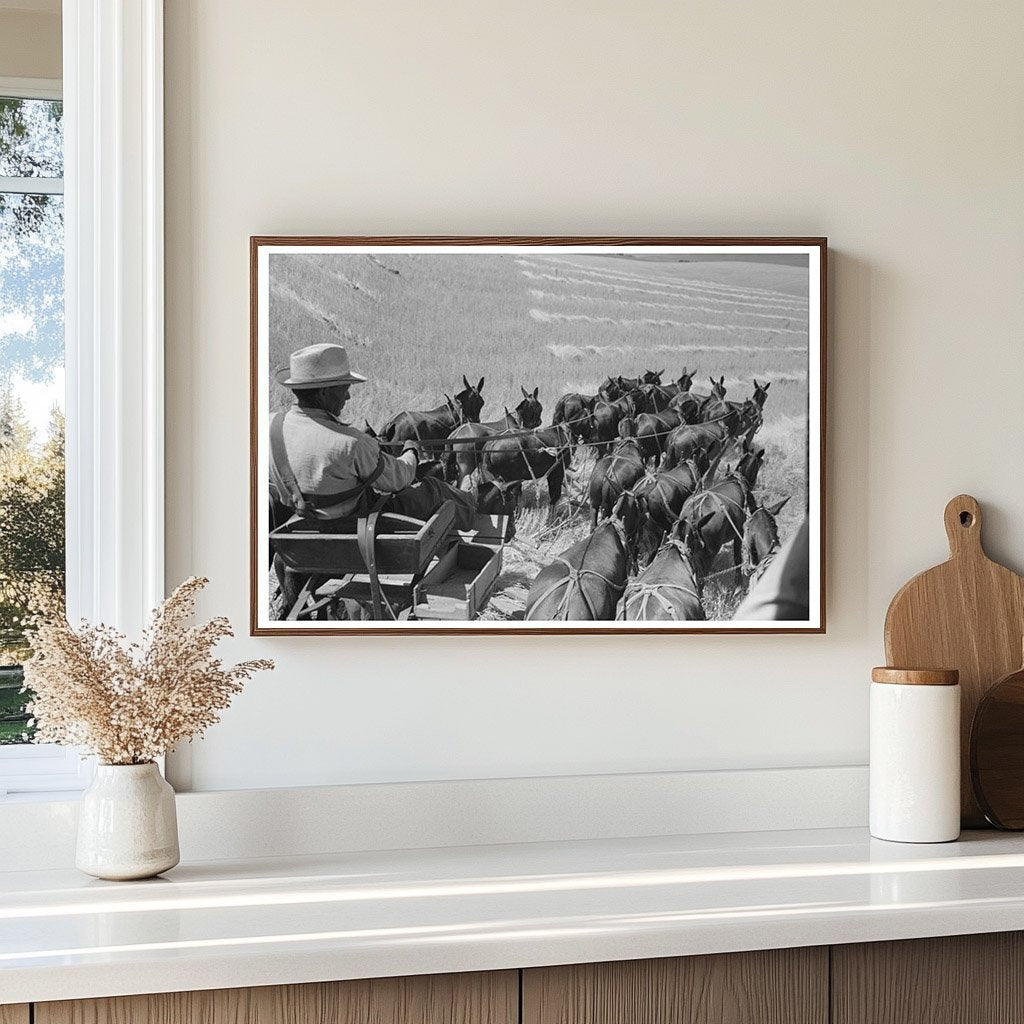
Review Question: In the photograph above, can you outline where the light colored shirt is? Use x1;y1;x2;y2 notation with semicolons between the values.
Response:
270;405;417;520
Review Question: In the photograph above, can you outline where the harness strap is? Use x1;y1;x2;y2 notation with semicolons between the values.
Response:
621;581;701;620
270;412;388;514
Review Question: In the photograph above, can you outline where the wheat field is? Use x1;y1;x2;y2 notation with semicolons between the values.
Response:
267;250;811;621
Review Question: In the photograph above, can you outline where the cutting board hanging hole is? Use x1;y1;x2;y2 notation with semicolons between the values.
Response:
944;494;982;556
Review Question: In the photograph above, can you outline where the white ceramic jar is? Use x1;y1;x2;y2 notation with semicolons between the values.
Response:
870;667;961;843
76;762;180;880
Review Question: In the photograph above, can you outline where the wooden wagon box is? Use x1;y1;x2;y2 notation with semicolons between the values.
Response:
270;503;457;577
412;542;503;620
457;513;513;549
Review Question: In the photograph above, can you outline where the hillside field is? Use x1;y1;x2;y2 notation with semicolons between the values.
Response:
266;251;812;621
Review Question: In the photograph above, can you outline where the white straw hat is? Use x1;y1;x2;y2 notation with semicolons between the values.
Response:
274;343;368;389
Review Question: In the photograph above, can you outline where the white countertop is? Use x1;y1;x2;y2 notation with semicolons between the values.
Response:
4;826;1024;1004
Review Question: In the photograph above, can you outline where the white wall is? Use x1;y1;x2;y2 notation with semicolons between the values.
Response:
164;1;1024;792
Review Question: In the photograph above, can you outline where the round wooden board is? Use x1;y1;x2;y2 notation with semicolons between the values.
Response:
971;663;1024;829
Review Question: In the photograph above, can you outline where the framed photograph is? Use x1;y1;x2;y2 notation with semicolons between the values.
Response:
251;236;826;635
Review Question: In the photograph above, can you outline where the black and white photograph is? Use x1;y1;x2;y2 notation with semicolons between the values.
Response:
252;238;825;634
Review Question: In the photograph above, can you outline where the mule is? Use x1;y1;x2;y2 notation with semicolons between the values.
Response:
444;387;543;486
667;389;704;425
619;515;713;622
638;382;673;412
552;392;597;440
702;376;746;434
732;379;771;440
644;369;696;409
719;385;769;442
658;367;695;401
643;452;712;536
598;375;636;401
635;408;682;463
742;496;790;581
509;386;543;429
681;447;765;567
476;389;544;433
381;376;485;444
591;393;643;457
479;422;573;507
662;421;730;471
736;398;764;439
588;418;646;529
476;478;523;520
525;491;641;621
445;420;500;488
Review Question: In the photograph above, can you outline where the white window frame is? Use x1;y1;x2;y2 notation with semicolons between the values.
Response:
0;0;164;797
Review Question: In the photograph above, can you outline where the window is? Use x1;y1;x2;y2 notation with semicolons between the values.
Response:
0;79;83;795
1;6;166;797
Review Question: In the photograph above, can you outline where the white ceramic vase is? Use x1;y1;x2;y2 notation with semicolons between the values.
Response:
76;762;180;880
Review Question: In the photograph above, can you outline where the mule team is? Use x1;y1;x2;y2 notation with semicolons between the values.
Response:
375;369;788;622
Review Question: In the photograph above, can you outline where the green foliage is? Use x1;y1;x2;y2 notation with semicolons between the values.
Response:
0;391;65;663
0;665;31;743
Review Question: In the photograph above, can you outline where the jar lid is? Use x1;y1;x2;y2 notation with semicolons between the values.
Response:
871;666;959;686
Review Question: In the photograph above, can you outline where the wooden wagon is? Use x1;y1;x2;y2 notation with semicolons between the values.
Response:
270;501;510;622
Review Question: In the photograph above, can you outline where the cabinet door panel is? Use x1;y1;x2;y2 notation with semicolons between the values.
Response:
832;932;1024;1024
0;1007;29;1024
523;948;827;1024
36;971;518;1024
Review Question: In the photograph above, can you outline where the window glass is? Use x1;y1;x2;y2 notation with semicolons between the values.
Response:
0;97;63;178
0;98;65;745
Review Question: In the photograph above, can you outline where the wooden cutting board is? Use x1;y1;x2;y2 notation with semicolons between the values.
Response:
884;494;1024;826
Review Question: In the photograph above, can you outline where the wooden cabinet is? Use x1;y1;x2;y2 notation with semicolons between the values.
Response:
832;932;1024;1024
14;933;1024;1024
522;948;828;1024
34;972;518;1024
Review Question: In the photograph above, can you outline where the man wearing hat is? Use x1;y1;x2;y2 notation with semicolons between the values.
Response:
270;342;476;528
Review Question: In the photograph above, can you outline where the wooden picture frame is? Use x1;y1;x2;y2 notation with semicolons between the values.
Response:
251;236;826;635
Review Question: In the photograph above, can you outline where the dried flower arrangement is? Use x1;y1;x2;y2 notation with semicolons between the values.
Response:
23;577;273;765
